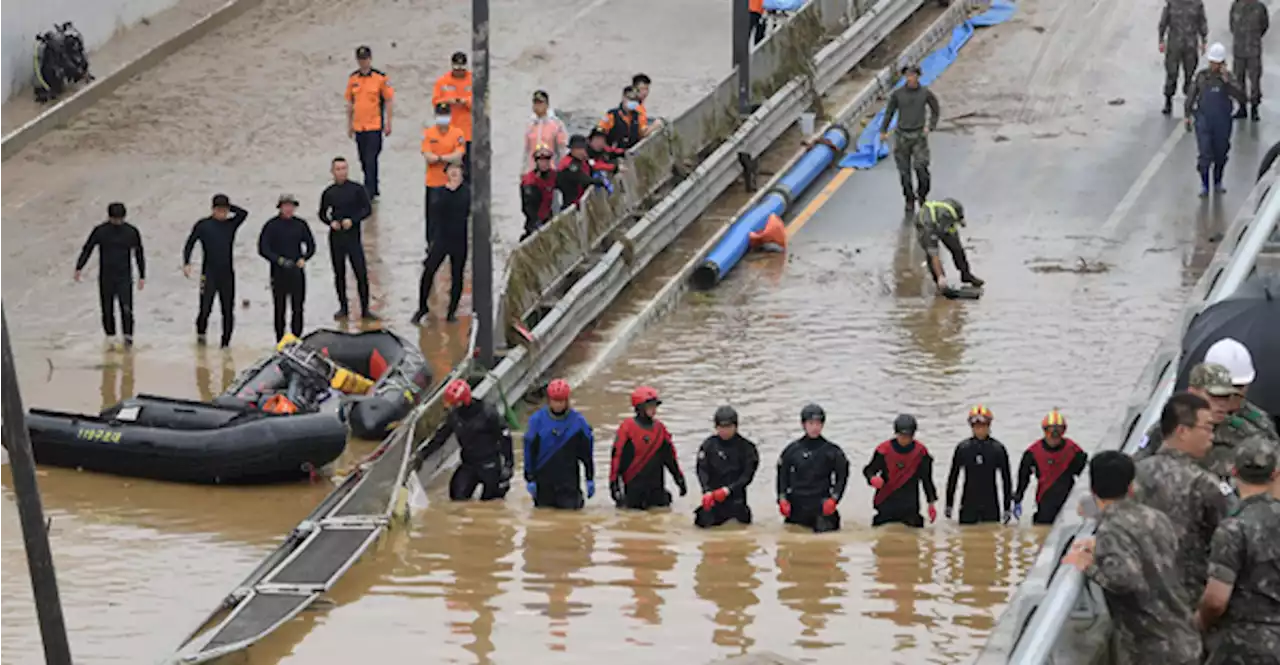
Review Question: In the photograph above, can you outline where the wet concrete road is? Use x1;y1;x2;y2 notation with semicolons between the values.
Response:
1;0;730;662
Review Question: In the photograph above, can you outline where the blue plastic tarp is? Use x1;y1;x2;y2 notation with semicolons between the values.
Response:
839;0;1017;169
764;0;806;11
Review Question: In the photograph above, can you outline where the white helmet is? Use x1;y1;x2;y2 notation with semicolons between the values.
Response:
1207;43;1227;64
1204;337;1255;385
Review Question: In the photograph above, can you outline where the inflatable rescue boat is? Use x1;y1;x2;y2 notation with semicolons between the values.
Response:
25;329;431;484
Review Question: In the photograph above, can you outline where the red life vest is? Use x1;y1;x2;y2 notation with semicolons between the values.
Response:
520;168;556;222
1028;438;1083;502
610;417;674;484
873;439;928;506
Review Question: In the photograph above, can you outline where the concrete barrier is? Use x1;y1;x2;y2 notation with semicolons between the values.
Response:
0;0;262;161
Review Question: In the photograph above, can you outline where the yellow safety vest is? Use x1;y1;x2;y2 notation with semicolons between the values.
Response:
921;200;960;234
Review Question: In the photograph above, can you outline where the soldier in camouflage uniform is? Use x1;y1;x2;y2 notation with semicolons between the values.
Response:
1159;0;1209;115
1205;337;1280;452
1134;391;1233;604
1197;437;1280;663
879;64;941;214
914;197;985;291
1134;362;1233;463
1063;451;1203;665
1229;0;1269;121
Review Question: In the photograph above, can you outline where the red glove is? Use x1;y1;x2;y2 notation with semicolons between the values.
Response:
701;493;716;511
778;499;791;517
927;505;938;523
712;487;730;503
821;498;837;516
869;476;885;489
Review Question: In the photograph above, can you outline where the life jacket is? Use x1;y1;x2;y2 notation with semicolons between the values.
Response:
521;169;556;221
526;407;592;472
604;107;642;150
611;417;674;484
1028;438;1083;502
873;439;928;506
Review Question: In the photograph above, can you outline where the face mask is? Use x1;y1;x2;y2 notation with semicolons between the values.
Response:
624;100;639;111
434;116;450;127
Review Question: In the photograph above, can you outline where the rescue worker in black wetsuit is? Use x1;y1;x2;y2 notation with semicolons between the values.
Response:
777;403;851;533
257;193;315;341
412;162;468;324
417;379;514;501
609;386;688;509
74;202;146;347
182;194;248;348
524;379;595;510
1012;409;1088;524
694;406;760;528
318;156;377;321
863;414;939;528
944;405;1014;524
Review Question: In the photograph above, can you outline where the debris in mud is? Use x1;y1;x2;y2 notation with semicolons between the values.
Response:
1027;257;1112;274
1032;25;1046;33
1107;98;1125;106
993;134;1010;142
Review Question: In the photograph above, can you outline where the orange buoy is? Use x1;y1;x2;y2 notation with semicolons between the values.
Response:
748;213;787;252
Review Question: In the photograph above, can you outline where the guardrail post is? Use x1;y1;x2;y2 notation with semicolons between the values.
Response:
734;0;752;116
471;0;495;369
738;152;760;191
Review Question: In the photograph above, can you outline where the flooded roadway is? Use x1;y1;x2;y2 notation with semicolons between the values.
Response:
1;0;730;662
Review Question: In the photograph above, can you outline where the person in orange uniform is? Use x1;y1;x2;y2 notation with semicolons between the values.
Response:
631;73;662;132
598;86;649;152
1011;409;1088;525
748;0;767;45
344;45;394;201
421;102;467;245
433;51;473;180
609;386;688;510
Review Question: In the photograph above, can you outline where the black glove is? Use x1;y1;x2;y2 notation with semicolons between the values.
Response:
675;475;688;497
610;480;624;505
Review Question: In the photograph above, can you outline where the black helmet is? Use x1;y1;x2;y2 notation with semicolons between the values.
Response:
893;414;917;434
713;406;738;426
943;197;964;220
800;403;826;423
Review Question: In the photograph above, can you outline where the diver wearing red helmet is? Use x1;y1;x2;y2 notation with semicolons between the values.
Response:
418;378;514;501
523;379;596;509
1012;409;1087;524
609;386;688;509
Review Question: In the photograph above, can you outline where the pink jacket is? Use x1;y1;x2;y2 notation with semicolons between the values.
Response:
523;111;569;171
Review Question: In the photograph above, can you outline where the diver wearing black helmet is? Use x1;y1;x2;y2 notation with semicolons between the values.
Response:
693;406;760;528
776;403;850;533
863;414;939;527
915;197;984;292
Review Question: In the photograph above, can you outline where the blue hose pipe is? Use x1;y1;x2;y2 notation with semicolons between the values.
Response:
692;126;850;289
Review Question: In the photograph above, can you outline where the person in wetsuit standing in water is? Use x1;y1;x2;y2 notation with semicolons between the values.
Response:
1012;409;1088;524
777;403;851;533
182;194;248;348
524;379;595;510
74;202;146;348
417;379;514;501
694;406;760;528
609;386;688;509
863;414;939;527
944;405;1014;524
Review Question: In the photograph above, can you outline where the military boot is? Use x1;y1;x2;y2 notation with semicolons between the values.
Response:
900;172;916;214
1251;103;1260;122
1233;105;1248;120
961;273;985;288
1162;96;1172;115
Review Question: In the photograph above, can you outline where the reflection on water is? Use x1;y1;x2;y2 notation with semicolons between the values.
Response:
194;346;239;402
99;347;135;408
610;514;679;627
694;536;762;652
777;536;848;650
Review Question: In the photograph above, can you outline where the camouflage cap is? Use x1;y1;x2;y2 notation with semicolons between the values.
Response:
1233;435;1278;483
1189;362;1239;397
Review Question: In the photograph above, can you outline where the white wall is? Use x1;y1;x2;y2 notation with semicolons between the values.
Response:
1;0;183;103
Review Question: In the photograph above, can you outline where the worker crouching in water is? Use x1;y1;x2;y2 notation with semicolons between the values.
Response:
1012;409;1087;524
945;405;1014;524
916;198;984;291
524;379;595;510
694;406;760;528
610;386;688;509
418;379;514;501
864;414;939;527
777;404;850;533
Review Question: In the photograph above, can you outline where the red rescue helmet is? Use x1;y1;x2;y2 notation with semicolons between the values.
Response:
630;385;661;408
444;379;472;406
1041;409;1067;431
967;404;993;425
547;379;572;401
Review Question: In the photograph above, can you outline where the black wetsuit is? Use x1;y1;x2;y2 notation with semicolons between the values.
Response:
523;406;594;510
609;414;688;509
419;183;469;319
258;215;315;340
318;180;373;316
694;434;760;528
863;439;938;528
1013;438;1087;524
182;205;248;346
944;436;1013;524
75;221;146;337
777;435;851;533
422;401;513;501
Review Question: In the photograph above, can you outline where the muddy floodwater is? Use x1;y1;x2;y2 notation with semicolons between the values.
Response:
5;0;1280;663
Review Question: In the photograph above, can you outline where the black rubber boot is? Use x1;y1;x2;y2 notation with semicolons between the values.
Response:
1233;106;1248;120
915;166;931;203
962;273;985;288
1162;96;1172;115
1251;103;1261;122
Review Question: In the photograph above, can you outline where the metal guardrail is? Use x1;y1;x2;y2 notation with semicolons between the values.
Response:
497;0;886;338
981;162;1280;665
